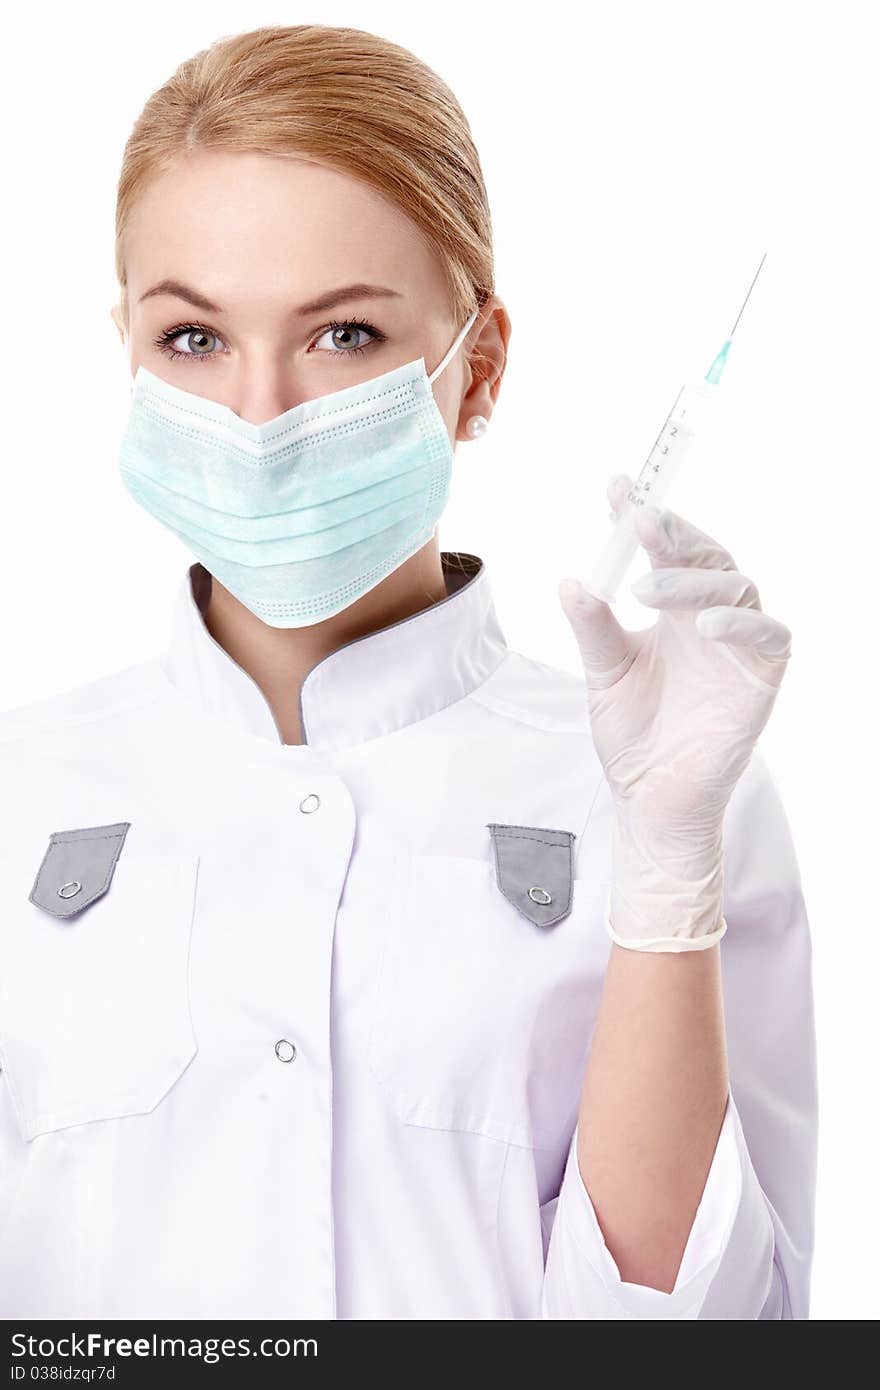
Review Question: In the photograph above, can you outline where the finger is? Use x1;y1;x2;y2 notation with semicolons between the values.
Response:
607;472;633;515
630;566;762;613
558;577;635;690
632;502;740;575
695;605;792;661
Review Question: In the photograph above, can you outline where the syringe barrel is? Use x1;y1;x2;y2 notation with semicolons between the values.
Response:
581;511;642;605
580;377;717;605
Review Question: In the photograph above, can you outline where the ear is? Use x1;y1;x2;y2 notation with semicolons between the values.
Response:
454;295;510;444
110;304;126;345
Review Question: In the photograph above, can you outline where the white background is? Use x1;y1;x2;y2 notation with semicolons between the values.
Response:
1;0;875;1319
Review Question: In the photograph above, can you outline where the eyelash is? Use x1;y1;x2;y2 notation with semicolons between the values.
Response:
152;316;387;364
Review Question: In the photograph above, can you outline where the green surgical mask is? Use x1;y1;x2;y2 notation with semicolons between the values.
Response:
118;307;478;627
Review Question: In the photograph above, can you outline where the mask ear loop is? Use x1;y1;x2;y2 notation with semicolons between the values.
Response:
427;307;480;384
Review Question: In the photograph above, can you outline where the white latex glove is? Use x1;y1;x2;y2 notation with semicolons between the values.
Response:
559;473;792;952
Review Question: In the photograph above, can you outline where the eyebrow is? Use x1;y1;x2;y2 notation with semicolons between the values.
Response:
137;278;404;316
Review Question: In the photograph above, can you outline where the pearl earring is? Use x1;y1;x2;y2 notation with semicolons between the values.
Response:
466;414;489;439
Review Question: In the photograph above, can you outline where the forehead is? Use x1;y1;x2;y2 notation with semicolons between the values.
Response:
124;149;446;310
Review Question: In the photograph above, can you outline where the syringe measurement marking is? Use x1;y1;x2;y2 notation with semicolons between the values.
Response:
626;387;692;506
630;435;681;504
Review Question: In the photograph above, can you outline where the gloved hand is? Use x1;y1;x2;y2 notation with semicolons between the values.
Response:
559;473;792;952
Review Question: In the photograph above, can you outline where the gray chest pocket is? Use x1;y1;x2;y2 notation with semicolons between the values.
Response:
0;824;200;1141
486;823;575;928
367;822;603;1150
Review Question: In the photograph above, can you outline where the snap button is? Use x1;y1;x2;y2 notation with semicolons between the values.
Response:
274;1039;297;1063
528;886;553;905
57;880;83;899
299;793;320;814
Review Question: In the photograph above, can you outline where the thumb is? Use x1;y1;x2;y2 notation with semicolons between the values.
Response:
558;577;632;688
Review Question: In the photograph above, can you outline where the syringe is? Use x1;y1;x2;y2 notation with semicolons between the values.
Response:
581;253;767;605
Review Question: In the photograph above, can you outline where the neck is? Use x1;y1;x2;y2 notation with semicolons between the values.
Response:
200;537;449;745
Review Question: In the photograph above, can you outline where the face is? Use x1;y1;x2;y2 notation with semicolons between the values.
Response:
111;150;505;440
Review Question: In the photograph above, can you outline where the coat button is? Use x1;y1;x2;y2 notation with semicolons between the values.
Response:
299;793;321;814
275;1039;297;1063
528;886;553;905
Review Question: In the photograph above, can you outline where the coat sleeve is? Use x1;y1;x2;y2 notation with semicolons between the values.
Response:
540;747;818;1319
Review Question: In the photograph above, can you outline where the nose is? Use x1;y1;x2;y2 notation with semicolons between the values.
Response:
232;391;297;427
230;365;306;426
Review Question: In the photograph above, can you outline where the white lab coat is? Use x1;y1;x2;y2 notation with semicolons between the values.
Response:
0;552;817;1319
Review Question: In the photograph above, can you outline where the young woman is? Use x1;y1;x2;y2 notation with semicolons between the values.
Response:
0;24;816;1320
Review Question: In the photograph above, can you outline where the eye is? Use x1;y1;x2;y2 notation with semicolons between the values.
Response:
153;323;228;363
152;315;387;366
310;317;386;357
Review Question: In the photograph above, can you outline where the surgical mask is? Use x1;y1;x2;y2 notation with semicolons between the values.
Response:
118;307;479;627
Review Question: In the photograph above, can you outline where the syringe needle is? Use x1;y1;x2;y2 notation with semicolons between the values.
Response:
729;252;767;338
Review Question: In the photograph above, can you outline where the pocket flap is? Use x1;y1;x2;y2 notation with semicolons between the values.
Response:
486;823;575;928
28;822;131;919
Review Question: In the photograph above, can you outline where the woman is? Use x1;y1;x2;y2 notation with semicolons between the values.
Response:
0;24;816;1319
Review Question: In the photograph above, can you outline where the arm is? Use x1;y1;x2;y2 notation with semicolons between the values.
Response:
540;749;817;1319
548;471;813;1318
576;942;729;1293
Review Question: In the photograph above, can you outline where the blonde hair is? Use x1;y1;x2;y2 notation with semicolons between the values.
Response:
115;24;495;354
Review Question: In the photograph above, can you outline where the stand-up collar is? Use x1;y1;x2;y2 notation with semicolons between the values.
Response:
159;553;509;753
